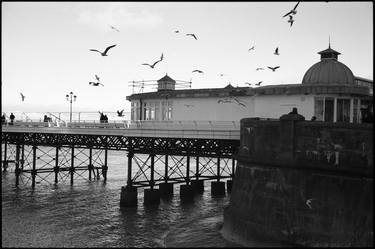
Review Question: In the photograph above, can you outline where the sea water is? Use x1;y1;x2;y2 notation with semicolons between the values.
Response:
2;150;244;247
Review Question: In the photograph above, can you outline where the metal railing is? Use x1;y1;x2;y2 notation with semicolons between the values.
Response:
2;120;240;130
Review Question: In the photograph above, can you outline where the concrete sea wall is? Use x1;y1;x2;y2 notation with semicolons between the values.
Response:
222;118;373;247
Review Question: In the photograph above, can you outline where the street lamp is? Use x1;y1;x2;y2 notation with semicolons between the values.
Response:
66;91;77;122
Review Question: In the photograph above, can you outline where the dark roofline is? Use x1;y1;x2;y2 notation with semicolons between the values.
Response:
126;83;370;101
354;76;373;83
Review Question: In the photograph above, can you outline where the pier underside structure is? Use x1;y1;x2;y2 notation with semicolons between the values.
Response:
2;122;240;204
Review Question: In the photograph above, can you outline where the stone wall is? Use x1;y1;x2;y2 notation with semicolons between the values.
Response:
222;118;373;247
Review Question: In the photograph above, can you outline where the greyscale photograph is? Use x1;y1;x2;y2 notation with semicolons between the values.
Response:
1;1;373;248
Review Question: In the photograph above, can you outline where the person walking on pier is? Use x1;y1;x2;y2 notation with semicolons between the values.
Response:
1;113;6;124
9;113;15;125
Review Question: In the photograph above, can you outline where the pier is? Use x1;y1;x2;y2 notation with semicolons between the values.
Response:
1;120;240;206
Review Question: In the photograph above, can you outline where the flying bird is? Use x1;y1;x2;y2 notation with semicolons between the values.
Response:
288;15;295;27
186;33;198;40
95;75;100;82
89;82;104;86
233;97;247;107
192;70;204;73
219;73;226;77
274;47;279;55
90;44;117;56
117;109;124;117
306;198;316;209
256;67;265;71
142;53;163;69
20;92;25;101
248;46;255;51
282;1;300;17
245;82;252;86
255;81;263;86
174;30;180;33
268;66;280;72
109;25;120;32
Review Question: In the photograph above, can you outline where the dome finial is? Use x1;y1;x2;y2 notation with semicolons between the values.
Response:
329;35;331;49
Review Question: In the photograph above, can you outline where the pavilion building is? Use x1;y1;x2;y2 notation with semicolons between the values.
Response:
126;45;373;123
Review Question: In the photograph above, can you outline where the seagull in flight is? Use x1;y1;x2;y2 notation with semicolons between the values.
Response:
109;25;120;32
245;82;252;86
255;81;263;86
89;82;104;86
95;74;100;82
142;53;163;69
288;15;295;27
186;33;198;40
248;46;255;51
282;1;300;17
192;70;204;73
305;198;316;209
117;109;124;117
174;30;180;33
233;97;247;107
256;67;265;71
268;66;280;72
274;47;279;55
20;92;25;101
90;44;117;56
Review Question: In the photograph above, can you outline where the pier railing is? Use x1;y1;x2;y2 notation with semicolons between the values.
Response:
2;120;240;140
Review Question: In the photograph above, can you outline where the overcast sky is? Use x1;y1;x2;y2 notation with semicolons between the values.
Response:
1;1;373;113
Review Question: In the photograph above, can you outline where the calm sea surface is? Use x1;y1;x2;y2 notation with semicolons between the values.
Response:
2;150;246;247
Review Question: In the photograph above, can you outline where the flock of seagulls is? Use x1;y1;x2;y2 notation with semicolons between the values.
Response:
16;2;301;113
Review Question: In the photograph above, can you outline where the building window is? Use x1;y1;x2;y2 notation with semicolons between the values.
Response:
336;98;351;123
353;99;359;123
314;97;361;123
324;98;334;122
162;101;173;120
314;97;324;121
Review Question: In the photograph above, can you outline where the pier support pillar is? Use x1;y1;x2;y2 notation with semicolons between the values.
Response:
191;179;204;193
2;141;8;171
54;147;59;184
102;149;108;182
144;188;160;206
120;185;138;207
211;181;226;196
227;180;233;194
15;144;21;186
159;183;173;197
180;184;194;200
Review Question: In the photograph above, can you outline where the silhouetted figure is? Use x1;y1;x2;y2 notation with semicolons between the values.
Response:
280;107;305;121
9;113;15;125
310;116;316;121
1;114;6;124
104;115;108;123
361;106;373;123
99;112;105;123
44;115;48;122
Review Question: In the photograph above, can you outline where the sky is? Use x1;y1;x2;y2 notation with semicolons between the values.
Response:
1;1;373;114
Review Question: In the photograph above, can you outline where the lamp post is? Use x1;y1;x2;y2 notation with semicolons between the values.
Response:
66;92;77;122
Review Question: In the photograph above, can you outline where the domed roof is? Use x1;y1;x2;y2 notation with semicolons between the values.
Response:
302;46;355;85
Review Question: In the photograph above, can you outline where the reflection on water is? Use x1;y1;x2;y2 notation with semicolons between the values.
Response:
2;151;244;247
